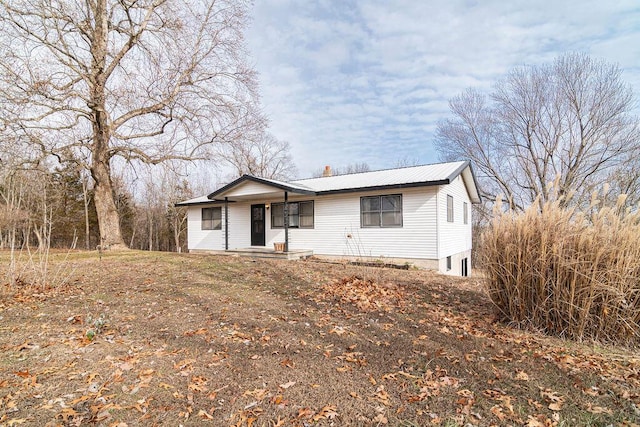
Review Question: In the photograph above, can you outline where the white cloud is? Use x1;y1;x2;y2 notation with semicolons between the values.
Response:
246;0;640;177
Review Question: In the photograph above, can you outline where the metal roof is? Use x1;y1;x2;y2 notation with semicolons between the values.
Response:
292;161;470;193
176;160;481;205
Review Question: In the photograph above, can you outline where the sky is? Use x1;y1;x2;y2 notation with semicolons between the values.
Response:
245;0;640;178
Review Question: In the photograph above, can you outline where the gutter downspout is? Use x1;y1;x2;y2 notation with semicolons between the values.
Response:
284;192;289;252
224;197;229;250
435;189;440;271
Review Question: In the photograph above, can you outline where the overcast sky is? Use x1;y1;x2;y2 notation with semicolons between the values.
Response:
245;0;640;178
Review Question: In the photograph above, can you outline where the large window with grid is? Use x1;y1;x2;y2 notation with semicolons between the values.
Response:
271;201;314;228
202;207;222;230
360;194;402;228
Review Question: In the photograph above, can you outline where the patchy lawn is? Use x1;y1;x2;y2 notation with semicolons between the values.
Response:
0;251;638;426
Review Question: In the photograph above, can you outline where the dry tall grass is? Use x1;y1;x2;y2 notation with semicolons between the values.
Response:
481;192;640;346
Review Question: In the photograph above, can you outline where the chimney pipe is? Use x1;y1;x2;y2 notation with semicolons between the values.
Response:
322;165;332;177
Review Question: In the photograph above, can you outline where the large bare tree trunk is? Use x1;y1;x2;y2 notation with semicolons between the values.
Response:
88;0;126;249
92;160;126;249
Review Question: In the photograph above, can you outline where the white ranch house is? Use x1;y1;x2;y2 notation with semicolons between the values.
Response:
177;160;481;276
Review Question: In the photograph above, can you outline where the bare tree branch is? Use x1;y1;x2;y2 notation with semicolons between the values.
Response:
437;53;640;213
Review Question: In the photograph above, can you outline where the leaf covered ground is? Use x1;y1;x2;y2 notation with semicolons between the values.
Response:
0;251;638;426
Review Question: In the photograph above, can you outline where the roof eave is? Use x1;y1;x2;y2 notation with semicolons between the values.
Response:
316;179;450;195
174;199;234;207
460;162;482;204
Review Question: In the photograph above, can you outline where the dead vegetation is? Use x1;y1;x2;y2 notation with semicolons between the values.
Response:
482;193;640;346
318;276;407;312
0;251;639;426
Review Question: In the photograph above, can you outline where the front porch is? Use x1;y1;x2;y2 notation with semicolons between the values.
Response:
226;247;313;260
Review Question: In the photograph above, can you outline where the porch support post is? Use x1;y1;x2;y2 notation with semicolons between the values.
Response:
284;192;289;252
224;197;229;250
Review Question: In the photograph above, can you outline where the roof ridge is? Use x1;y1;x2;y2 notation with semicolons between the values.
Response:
292;160;465;182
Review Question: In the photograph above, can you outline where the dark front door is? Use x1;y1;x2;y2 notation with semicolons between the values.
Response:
251;204;265;246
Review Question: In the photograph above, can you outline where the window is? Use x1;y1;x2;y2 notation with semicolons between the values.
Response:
271;201;314;228
447;195;454;222
271;203;284;228
463;202;468;225
299;201;314;228
446;256;452;271
361;194;402;228
202;207;222;230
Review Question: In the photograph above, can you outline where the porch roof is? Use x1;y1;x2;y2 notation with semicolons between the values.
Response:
207;175;316;201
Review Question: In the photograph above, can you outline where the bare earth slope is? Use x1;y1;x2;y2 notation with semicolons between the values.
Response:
1;251;638;426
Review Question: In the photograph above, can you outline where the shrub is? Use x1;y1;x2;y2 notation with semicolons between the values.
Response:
481;193;640;346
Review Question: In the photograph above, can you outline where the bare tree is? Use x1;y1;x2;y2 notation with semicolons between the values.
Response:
394;156;421;168
218;132;297;180
0;0;262;248
311;162;371;178
436;53;640;211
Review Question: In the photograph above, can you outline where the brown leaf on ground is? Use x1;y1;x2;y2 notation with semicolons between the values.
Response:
585;404;613;414
372;413;388;424
313;404;338;421
278;381;295;389
319;276;407;312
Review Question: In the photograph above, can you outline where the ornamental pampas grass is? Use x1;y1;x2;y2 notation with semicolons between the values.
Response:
481;187;640;346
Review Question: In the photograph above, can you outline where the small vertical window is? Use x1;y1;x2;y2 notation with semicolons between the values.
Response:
463;202;468;225
202;207;222;230
446;256;452;271
361;196;381;227
271;204;284;228
447;195;454;222
288;203;300;227
299;201;314;228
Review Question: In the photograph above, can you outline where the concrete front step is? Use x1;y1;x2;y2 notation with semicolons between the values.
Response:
226;247;313;260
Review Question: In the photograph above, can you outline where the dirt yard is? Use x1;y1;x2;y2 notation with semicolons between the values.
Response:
0;251;638;426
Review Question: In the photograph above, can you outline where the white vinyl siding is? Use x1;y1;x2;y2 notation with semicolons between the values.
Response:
263;188;438;259
186;205;225;251
438;176;473;271
187;188;439;259
227;203;252;248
